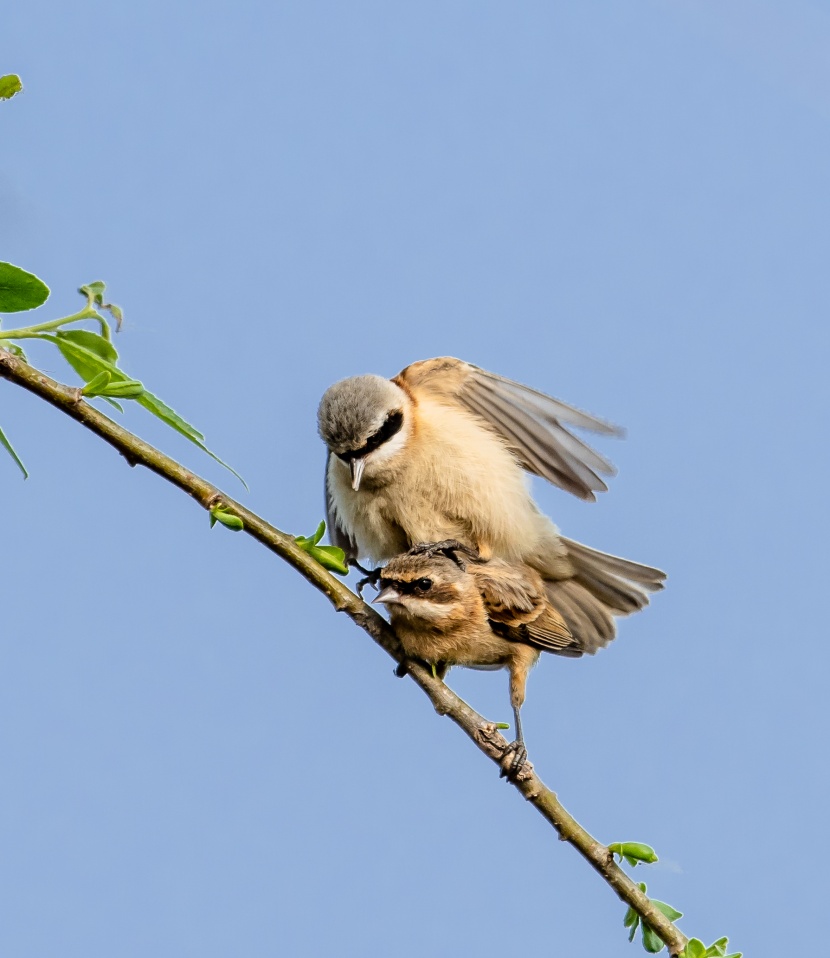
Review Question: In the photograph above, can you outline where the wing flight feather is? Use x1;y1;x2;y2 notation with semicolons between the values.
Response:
397;357;621;502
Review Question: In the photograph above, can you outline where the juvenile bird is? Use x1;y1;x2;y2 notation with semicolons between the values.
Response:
374;543;579;777
318;357;665;651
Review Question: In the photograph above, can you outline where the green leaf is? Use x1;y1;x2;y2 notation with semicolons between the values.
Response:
41;333;246;487
142;393;206;442
210;507;244;531
681;940;706;958
56;329;118;363
293;523;347;574
650;900;682;923
99;396;124;413
136;391;246;487
622;883;648;946
105;303;123;330
0;422;28;478
0;262;50;313
80;280;106;305
294;522;318;552
295;523;322;549
49;333;117;383
0;74;23;100
641;924;665;953
494;722;510;730
609;842;659;866
307;544;348;575
693;939;740;958
80;370;112;396
98;379;144;399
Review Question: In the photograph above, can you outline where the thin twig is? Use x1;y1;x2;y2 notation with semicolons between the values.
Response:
0;348;688;956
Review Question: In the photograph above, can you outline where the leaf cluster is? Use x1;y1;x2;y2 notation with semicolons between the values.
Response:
610;842;740;957
294;521;348;574
679;938;741;958
0;264;241;484
623;880;683;953
0;263;348;577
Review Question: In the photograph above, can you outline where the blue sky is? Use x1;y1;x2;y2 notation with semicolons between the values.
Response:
3;2;828;954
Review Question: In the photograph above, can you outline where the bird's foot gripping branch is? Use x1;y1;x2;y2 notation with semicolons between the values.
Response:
0;265;739;958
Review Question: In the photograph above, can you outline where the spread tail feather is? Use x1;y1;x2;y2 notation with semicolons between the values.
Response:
545;538;666;653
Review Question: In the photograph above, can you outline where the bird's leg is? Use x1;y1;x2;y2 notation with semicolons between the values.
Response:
499;704;528;781
501;657;532;780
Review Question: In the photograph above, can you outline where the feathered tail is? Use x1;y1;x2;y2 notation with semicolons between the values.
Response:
545;538;666;653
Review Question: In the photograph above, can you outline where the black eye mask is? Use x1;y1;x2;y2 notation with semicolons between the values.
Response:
379;576;432;596
337;410;404;462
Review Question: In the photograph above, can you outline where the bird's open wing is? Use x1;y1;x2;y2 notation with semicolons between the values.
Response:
396;357;621;502
471;560;579;656
325;454;358;563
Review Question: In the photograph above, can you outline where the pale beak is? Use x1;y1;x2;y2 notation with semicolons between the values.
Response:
374;586;403;606
349;456;366;491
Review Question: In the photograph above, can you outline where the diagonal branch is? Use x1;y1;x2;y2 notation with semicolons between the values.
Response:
0;347;687;957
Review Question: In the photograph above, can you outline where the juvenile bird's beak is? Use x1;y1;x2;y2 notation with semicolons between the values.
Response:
350;456;366;491
374;586;403;606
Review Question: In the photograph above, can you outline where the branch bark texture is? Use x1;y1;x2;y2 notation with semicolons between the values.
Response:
0;348;688;956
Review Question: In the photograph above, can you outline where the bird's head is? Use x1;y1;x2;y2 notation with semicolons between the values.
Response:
317;375;411;490
373;550;474;624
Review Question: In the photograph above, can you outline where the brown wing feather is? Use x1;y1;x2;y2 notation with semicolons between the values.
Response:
396;357;621;502
470;560;577;655
545;579;616;654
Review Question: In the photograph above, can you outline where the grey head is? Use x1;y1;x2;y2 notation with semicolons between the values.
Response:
317;374;409;489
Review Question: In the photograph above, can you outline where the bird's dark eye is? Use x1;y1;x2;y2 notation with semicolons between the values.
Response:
415;578;432;592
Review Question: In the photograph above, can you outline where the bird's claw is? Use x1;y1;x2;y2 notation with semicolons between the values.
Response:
356;568;382;597
499;739;528;782
394;659;411;678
